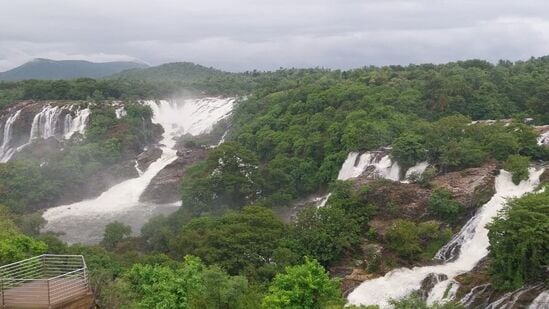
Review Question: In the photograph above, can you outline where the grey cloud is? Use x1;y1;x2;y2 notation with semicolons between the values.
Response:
1;0;549;71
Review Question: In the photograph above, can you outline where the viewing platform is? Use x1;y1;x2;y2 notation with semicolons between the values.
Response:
0;255;92;309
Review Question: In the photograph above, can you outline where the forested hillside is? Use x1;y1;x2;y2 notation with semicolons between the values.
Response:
0;56;548;308
0;58;148;81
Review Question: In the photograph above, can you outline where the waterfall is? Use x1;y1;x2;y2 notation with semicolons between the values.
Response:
317;152;429;208
538;130;549;146
63;108;91;139
404;161;429;179
337;151;427;182
346;168;545;308
0;110;22;162
529;290;549;309
28;105;91;141
115;106;127;119
29;106;64;140
337;151;401;181
42;97;235;244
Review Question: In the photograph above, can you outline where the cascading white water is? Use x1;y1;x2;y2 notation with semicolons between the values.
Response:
347;168;545;308
63;108;91;139
337;152;401;181
30;106;64;140
537;130;549;146
529;290;549;309
0;110;22;162
404;161;429;179
42;97;234;244
337;151;426;182
115;106;127;119
28;105;91;141
0;104;93;162
317;152;428;208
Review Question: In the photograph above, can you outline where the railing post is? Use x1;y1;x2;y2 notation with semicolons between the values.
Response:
1;277;4;309
47;278;51;308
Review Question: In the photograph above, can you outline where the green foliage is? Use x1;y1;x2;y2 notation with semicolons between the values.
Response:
503;155;530;185
290;206;362;266
0;207;47;265
263;257;343;309
168;206;290;281
119;256;253;309
440;139;486;169
488;189;549;290
385;220;451;261
124;256;205;308
392;133;426;167
428;188;462;222
14;213;46;236
0;160;60;212
101;221;132;250
287;180;375;265
181;142;262;213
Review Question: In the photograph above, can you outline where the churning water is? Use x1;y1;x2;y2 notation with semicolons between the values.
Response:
42;97;234;244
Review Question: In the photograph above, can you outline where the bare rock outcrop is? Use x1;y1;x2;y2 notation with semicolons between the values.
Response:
140;148;208;204
136;147;162;171
433;161;498;209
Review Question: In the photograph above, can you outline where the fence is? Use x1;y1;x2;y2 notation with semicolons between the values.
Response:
0;254;89;308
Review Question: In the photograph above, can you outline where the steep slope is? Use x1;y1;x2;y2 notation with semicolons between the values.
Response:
0;58;148;81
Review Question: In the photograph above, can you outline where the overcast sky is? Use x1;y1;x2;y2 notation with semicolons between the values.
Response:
1;0;549;72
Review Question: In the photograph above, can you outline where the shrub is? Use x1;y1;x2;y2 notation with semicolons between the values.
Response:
428;188;462;222
488;189;549;290
503;155;530;185
263;258;343;309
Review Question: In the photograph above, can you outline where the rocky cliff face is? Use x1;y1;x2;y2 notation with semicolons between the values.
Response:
334;161;498;291
139;148;208;204
433;161;498;209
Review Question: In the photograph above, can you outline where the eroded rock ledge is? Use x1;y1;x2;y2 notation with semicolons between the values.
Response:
140;148;207;204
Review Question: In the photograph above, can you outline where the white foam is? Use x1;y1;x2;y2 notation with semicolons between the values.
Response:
42;97;235;244
347;168;545;308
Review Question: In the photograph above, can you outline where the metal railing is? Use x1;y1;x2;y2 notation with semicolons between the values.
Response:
0;254;89;308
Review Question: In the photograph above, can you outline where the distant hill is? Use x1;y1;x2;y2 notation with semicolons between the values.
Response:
0;58;149;81
108;62;230;83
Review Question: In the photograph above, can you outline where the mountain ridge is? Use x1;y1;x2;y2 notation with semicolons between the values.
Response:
107;61;230;82
0;58;149;81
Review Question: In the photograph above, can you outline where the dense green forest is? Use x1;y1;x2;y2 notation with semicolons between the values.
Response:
1;57;549;308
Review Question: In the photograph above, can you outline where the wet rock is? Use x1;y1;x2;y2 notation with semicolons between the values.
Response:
459;283;546;309
455;258;549;308
363;180;432;220
339;268;379;297
540;168;549;184
420;273;448;300
140;148;207;204
433;161;497;209
136;147;162;171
